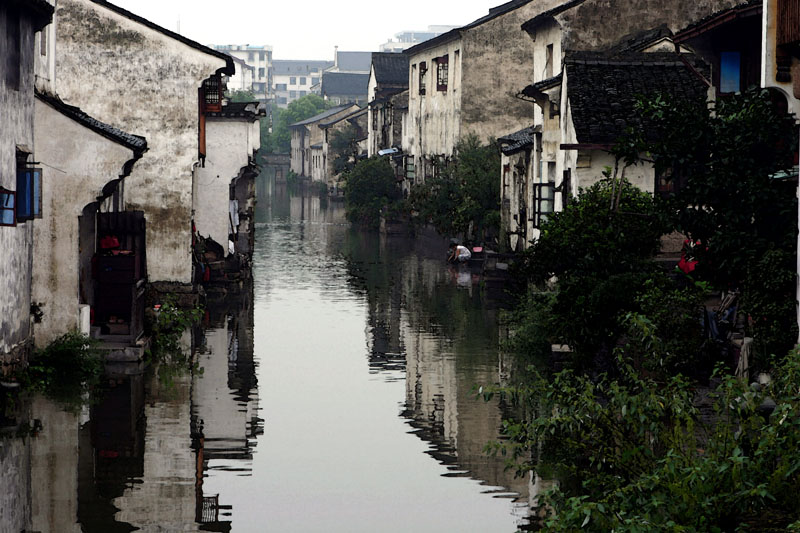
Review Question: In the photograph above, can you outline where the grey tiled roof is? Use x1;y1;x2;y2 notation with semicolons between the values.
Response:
321;72;369;97
498;125;541;155
605;24;673;55
521;0;586;32
289;105;356;127
565;52;709;145
36;90;147;153
371;53;409;86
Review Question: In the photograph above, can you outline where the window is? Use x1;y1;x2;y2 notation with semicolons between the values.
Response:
40;28;47;56
300;77;306;85
16;167;42;222
258;67;265;78
290;76;297;85
720;51;741;93
0;189;16;226
299;90;306;96
372;109;378;130
405;157;416;182
289;91;297;98
311;77;319;85
276;83;287;91
532;181;555;227
419;61;427;95
545;44;554;78
202;76;222;111
435;55;449;91
248;52;255;61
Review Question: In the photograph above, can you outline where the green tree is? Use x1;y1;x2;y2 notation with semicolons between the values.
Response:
615;88;799;360
330;124;360;176
345;157;403;229
409;135;500;241
263;95;329;154
516;178;670;365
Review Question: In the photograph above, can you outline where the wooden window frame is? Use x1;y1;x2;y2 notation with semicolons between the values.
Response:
419;61;427;95
532;182;556;228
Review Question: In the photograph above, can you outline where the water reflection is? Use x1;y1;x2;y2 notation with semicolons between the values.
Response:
1;174;533;533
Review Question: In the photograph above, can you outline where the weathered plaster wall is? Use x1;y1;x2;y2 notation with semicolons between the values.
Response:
32;98;135;347
0;7;37;364
460;0;555;141
558;0;742;51
407;38;464;175
195;118;254;251
54;0;227;284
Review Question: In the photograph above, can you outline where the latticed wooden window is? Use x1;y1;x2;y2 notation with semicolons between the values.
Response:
203;76;222;111
436;55;449;91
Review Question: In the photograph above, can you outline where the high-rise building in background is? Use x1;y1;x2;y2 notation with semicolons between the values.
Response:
379;26;458;53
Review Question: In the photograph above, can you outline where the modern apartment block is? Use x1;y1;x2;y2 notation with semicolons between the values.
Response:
211;44;273;101
272;60;332;108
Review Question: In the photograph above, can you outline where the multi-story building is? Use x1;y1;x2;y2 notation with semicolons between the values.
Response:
211;44;273;101
0;0;54;371
379;26;458;53
272;59;332;108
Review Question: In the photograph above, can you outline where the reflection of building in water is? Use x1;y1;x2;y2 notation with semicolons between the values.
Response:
109;372;198;532
0;422;32;532
190;288;261;529
77;368;145;532
31;397;82;533
350;233;531;517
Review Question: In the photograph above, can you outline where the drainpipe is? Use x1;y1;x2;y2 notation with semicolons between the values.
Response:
191;159;201;285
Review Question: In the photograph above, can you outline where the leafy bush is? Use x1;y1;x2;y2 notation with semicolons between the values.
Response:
21;331;102;407
485;346;800;531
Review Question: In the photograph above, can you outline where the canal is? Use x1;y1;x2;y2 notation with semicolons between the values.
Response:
0;175;532;532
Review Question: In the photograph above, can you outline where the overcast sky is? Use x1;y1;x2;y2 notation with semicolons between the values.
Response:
109;0;502;60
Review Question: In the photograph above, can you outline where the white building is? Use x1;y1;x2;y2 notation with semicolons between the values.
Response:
211;44;273;101
272;59;332;108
